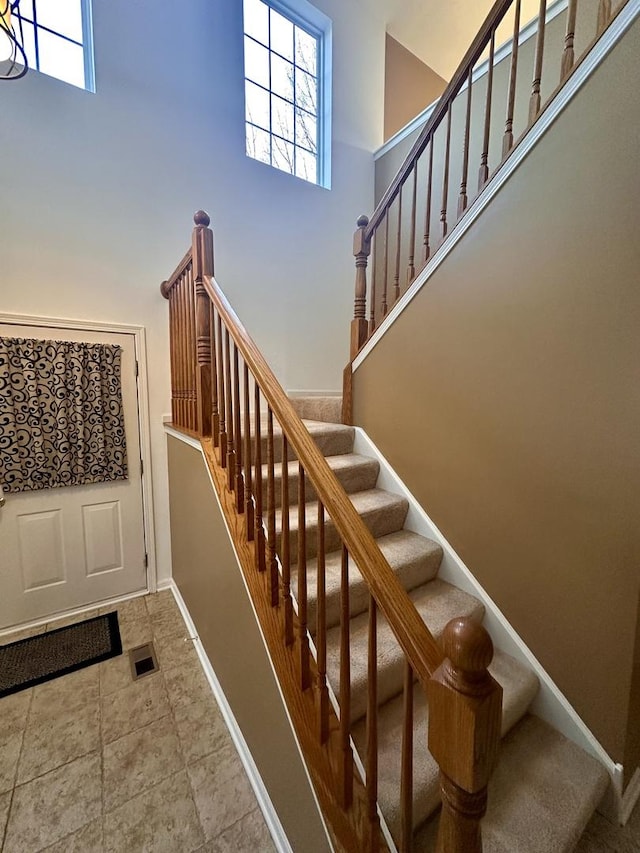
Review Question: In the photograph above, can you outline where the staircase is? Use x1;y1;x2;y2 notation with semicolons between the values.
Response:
269;408;608;851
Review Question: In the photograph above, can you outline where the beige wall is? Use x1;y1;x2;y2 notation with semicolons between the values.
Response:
353;19;640;775
384;35;446;141
167;435;330;851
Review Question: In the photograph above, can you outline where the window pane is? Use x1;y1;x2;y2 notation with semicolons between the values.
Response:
37;29;84;87
243;0;268;45
36;0;83;43
295;108;317;153
295;27;316;75
295;147;317;182
270;53;293;102
272;95;294;142
270;8;293;60
245;80;270;131
272;136;294;175
246;124;271;165
244;36;269;88
296;69;317;115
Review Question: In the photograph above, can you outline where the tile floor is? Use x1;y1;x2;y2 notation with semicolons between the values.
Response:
0;591;276;853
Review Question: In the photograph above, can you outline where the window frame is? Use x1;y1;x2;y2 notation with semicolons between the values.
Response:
243;0;332;189
15;0;95;92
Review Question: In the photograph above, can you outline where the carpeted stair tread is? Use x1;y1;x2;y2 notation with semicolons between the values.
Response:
276;488;409;562
298;531;444;632
263;453;379;508
290;396;342;424
248;418;355;463
413;714;609;853
325;579;485;724
351;648;540;840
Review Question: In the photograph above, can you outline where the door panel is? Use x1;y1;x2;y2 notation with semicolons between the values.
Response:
0;323;147;629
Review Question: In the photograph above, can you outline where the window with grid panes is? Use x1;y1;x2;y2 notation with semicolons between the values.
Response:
15;0;94;91
243;0;331;187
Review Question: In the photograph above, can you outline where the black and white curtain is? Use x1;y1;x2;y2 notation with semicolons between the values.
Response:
0;337;128;493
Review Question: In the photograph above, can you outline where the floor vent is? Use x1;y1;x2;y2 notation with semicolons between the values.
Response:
129;642;159;680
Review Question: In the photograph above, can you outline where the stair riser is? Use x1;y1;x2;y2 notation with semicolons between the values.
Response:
242;427;355;464
261;459;379;509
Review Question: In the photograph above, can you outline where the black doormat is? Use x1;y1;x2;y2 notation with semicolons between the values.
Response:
0;612;122;698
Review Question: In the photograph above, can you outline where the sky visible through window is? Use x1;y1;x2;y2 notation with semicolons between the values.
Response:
15;0;88;89
243;0;320;184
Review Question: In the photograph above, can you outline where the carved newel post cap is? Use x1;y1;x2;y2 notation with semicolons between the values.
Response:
193;210;211;227
357;214;369;228
443;617;494;674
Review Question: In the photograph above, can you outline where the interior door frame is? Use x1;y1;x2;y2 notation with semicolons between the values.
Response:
0;311;158;594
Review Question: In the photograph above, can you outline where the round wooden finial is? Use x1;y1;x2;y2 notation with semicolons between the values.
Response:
357;214;369;228
160;280;171;299
193;210;210;227
443;617;493;674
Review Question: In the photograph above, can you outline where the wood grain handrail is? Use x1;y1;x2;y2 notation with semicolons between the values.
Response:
366;0;515;239
202;274;445;684
160;247;193;298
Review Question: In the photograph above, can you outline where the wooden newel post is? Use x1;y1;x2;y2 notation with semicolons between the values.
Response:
428;617;502;853
192;210;214;438
351;214;371;359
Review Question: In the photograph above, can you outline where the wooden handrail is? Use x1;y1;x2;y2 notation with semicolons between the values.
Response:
160;246;192;298
202;271;444;684
366;0;515;239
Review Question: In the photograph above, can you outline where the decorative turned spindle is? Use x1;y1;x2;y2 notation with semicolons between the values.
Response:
479;30;495;190
428;618;502;853
503;0;522;156
529;0;548;123
423;141;434;263
458;68;473;219
351;214;371;358
561;0;578;80
441;103;453;239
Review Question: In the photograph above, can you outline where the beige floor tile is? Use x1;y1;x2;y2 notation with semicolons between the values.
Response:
203;808;276;853
173;698;232;765
0;625;44;645
150;607;190;641
30;667;99;722
104;770;204;853
17;703;100;784
42;817;103;852
164;657;212;711
0;691;32;740
103;714;184;813
102;595;148;624
144;590;176;617
187;743;258;841
101;671;169;744
0;732;23;794
0;789;11;841
3;752;101;853
118;617;154;651
99;652;134;696
153;631;198;671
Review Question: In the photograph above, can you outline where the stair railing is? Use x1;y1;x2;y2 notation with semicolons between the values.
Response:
162;212;502;852
349;0;622;360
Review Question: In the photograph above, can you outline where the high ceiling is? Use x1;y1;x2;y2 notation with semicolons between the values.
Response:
368;0;542;79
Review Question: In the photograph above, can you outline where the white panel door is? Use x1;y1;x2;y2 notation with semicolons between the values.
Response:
0;324;147;629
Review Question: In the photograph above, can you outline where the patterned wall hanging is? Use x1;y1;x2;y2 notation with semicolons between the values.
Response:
0;337;128;493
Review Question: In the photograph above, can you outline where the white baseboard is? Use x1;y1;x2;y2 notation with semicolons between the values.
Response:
352;427;621;787
165;579;295;853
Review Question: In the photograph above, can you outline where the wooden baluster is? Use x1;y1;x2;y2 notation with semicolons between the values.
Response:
340;543;353;808
407;166;417;284
503;0;522;156
176;278;184;428
401;660;414;853
192;211;214;437
281;436;293;645
479;29;496;190
529;0;548;123
216;313;227;466
369;232;377;336
297;465;311;689
382;213;389;316
394;187;402;302
561;0;578;80
266;408;279;607
366;595;380;851
187;268;197;431
350;215;371;359
224;328;235;489
253;386;266;573
243;364;254;540
428;618;502;853
180;275;188;429
209;303;220;447
233;345;244;513
166;289;176;424
316;500;329;743
423;141;434;263
458;68;473;219
597;0;611;34
441;104;453;239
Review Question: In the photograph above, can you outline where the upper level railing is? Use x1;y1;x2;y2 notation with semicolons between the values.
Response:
162;212;502;852
349;0;623;359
